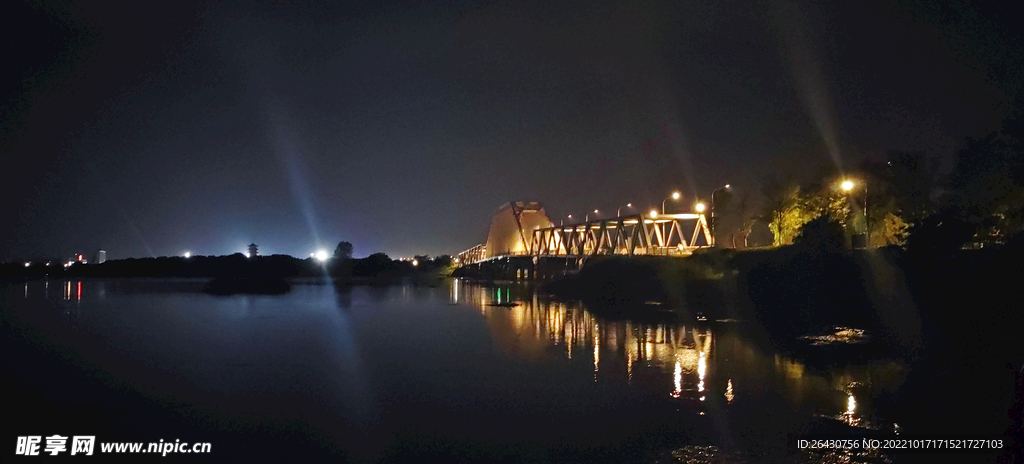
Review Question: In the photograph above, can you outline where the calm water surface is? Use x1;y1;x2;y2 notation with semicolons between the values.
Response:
2;279;1012;463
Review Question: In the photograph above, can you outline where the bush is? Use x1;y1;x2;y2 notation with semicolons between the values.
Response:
904;210;975;255
793;216;845;252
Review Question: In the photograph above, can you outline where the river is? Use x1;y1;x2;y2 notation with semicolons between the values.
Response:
2;279;1017;463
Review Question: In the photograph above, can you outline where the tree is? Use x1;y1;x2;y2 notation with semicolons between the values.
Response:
904;210;976;255
762;174;849;246
334;241;354;260
794;215;846;252
943;133;1024;244
353;252;393;277
762;176;806;246
881;150;940;225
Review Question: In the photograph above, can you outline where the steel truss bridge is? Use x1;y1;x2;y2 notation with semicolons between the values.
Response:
531;213;711;258
457;202;712;266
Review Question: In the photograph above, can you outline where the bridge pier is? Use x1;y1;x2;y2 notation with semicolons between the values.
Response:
453;256;535;281
534;256;582;280
454;256;587;281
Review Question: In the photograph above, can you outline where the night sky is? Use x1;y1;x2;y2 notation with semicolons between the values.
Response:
4;0;1021;260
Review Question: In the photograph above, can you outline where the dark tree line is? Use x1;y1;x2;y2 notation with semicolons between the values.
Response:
754;97;1024;252
1;243;455;281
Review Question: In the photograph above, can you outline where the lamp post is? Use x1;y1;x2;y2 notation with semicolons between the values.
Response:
840;179;868;248
660;192;681;250
617;203;633;217
586;209;599;222
710;184;731;247
694;201;708;248
661;191;682;214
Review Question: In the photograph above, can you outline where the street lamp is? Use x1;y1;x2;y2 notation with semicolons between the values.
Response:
695;201;708;246
561;214;573;226
586;209;599;222
710;184;732;247
660;192;681;249
839;179;868;248
662;191;682;214
617;203;633;217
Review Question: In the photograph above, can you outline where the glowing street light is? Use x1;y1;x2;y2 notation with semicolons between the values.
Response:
649;209;659;218
838;178;868;247
662;191;682;214
710;184;732;247
616;203;633;216
660;192;681;248
694;202;707;213
586;209;599;222
412;259;419;267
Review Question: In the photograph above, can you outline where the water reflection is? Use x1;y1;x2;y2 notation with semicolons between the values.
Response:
452;279;899;429
845;393;859;426
456;281;722;402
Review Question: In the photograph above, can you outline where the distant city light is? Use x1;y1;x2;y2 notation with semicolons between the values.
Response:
313;249;329;262
412;259;419;266
183;251;191;258
24;262;31;267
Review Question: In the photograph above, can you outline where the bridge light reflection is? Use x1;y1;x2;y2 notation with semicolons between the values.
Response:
845;394;858;425
697;351;706;394
672;361;682;398
456;286;839;404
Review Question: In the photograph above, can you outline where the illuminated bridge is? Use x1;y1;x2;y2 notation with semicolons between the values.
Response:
457;201;712;266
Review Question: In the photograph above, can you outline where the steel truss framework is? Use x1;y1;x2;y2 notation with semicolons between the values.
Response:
457;212;712;266
457;244;487;265
530;213;712;258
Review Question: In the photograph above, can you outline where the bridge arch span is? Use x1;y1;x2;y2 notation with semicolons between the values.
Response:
484;201;554;259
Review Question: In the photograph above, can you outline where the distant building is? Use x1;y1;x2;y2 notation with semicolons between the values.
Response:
248;243;259;258
95;250;106;264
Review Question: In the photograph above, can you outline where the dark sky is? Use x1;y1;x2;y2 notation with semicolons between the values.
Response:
4;0;1021;260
